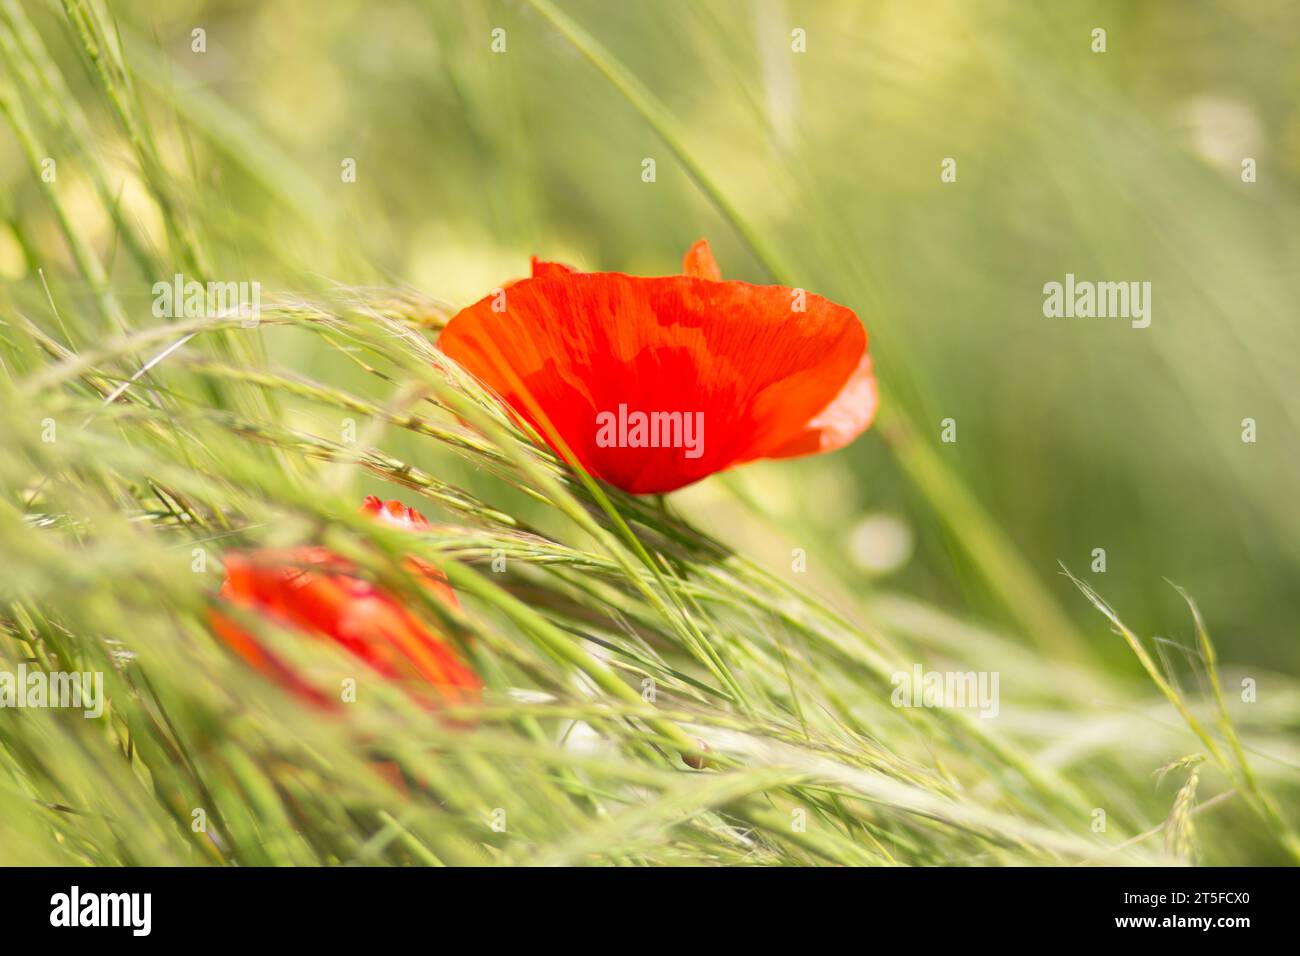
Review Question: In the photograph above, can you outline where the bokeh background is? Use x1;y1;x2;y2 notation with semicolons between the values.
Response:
3;0;1297;677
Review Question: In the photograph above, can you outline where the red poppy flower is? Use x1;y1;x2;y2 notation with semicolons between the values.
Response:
209;499;480;709
437;239;877;494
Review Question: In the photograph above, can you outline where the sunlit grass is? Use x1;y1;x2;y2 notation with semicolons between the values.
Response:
0;0;1296;866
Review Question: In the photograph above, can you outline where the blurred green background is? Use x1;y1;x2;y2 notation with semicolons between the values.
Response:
3;0;1298;673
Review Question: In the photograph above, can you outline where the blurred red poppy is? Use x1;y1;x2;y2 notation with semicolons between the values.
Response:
209;499;480;709
437;239;877;494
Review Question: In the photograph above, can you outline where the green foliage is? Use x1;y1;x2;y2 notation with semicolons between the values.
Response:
0;0;1296;866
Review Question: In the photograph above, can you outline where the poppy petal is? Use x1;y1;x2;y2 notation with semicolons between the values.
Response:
757;351;879;460
362;495;431;531
681;238;722;281
530;256;576;279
